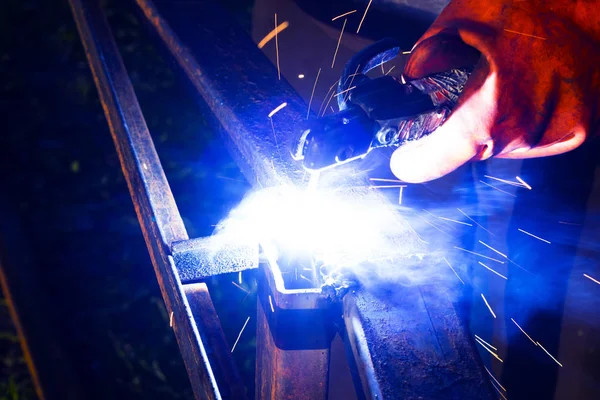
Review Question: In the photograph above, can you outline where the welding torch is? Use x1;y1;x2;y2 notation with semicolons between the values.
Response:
292;38;472;172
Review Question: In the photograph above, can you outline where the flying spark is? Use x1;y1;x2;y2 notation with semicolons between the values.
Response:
269;118;279;152
257;20;289;49
356;0;373;33
481;293;497;318
422;209;441;219
559;221;581;226
537;342;563;367
331;19;347;68
318;79;341;116
484;174;523;187
475;338;504;362
232;281;250;294
479;240;507;258
342;64;361;105
504;28;546;40
507;258;536;276
231;317;251;353
443;257;464;284
370;178;403;183
516;176;532;189
369;184;406;189
457;208;495;236
480;180;517;197
274;14;281;80
479;261;508;280
385;65;396;75
268;102;288;118
454;246;505;263
307;68;322;119
475;337;496;353
269;295;275;312
334;85;357;97
511;318;537;345
169;311;174;327
332;9;357;21
238;271;242;284
417;214;452;236
298;74;305;79
399;186;404;205
402;50;412;54
438;217;472;226
475;334;498;351
584;273;600;285
492;384;508;400
485;366;506;392
518;228;551;244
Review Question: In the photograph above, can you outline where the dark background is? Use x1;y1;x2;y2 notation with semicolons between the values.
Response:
0;0;258;398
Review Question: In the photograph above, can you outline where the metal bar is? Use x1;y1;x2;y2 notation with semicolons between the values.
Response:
135;0;309;188
68;1;242;398
255;260;335;400
344;286;496;399
183;283;246;399
172;237;258;283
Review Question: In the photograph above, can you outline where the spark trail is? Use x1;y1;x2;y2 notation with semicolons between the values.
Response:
231;317;251;353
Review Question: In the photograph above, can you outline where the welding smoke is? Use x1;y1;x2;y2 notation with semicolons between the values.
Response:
206;168;440;288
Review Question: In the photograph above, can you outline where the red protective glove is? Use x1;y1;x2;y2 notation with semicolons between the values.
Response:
391;0;600;183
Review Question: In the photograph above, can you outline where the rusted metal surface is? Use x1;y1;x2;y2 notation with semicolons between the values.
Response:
135;0;309;188
183;282;247;399
255;257;337;400
68;1;243;398
344;285;496;399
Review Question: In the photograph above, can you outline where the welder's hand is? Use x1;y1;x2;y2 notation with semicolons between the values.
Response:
390;0;600;183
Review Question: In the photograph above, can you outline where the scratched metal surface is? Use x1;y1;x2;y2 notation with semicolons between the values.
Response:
344;286;496;399
136;0;310;189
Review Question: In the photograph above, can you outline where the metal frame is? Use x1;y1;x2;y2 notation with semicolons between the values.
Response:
69;0;496;399
68;1;244;398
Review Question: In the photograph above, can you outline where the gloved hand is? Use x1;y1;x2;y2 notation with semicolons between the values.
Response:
391;0;600;183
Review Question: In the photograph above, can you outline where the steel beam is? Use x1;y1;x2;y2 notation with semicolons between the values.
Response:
135;0;309;188
255;254;336;400
344;285;496;399
68;1;244;398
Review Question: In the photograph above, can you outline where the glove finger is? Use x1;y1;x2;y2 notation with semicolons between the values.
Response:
403;31;480;80
391;58;495;183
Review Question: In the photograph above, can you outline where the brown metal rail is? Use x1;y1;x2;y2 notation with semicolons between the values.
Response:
68;0;244;398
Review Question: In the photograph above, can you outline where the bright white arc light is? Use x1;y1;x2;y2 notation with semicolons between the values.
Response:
211;180;426;276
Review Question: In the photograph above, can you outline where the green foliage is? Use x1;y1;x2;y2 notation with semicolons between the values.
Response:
0;299;35;400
